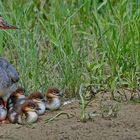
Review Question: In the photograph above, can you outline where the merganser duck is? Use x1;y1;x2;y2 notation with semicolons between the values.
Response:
0;58;19;108
0;18;18;108
8;87;26;110
45;88;63;111
8;100;39;124
28;92;46;115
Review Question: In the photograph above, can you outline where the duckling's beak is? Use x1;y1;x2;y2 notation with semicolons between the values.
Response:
26;108;36;112
57;92;63;97
35;107;41;114
16;93;25;98
33;99;40;103
36;107;41;111
41;99;47;103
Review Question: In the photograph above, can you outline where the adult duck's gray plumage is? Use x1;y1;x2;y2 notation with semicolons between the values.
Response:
0;17;19;108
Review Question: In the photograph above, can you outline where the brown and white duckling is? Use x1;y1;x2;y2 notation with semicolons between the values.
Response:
8;87;26;110
8;100;39;124
28;92;46;115
45;88;63;111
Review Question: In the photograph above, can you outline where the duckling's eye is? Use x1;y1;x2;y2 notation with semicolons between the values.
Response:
39;95;43;99
30;105;35;109
54;92;59;95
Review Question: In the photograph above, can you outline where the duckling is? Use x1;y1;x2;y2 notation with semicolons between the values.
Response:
8;87;26;110
28;92;46;115
8;100;39;124
0;99;7;122
45;87;63;111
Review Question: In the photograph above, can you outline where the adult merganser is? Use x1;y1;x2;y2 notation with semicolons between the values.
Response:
0;17;18;108
0;58;19;108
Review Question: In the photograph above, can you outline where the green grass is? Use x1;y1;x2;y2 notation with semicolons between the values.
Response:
0;0;140;97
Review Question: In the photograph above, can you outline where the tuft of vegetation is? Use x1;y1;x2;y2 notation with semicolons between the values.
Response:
45;112;70;123
0;0;140;98
100;99;120;118
79;84;97;122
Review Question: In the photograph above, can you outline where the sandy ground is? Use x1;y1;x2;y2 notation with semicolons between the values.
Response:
0;97;140;140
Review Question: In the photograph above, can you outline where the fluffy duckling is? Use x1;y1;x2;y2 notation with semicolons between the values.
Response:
28;92;46;115
45;87;63;111
0;99;7;122
0;105;7;122
8;87;26;110
8;100;39;124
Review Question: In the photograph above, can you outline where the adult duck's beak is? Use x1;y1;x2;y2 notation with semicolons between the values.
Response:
0;17;18;30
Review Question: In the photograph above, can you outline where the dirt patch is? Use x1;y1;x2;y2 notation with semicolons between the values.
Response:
0;98;140;140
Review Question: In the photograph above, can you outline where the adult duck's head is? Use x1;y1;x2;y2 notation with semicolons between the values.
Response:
0;17;18;30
